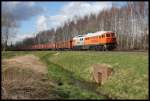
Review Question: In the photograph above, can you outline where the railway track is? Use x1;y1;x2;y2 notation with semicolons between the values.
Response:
8;48;148;53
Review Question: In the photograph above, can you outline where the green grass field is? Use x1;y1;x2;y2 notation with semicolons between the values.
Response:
2;51;148;99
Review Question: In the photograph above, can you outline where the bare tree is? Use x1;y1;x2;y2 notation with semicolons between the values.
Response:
2;11;18;51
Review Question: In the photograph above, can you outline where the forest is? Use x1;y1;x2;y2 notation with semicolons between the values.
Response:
2;2;149;50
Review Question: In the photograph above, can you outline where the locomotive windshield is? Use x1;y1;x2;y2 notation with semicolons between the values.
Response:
106;34;110;37
111;33;115;37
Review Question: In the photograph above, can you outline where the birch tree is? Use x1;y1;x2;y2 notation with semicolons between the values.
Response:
2;11;18;51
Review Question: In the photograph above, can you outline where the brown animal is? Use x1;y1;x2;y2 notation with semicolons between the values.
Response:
91;64;113;85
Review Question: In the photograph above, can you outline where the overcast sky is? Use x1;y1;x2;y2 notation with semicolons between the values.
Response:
2;1;125;44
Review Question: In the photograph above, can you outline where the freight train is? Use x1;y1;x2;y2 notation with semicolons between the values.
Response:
17;31;117;51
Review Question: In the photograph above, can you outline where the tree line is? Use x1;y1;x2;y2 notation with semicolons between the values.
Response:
2;2;148;50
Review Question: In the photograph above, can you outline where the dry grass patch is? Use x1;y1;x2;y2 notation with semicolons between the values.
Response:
2;54;59;99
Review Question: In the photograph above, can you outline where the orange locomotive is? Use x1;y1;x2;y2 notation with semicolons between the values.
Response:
17;31;117;51
72;31;117;50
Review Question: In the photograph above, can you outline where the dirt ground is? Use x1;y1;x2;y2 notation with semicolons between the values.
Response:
2;54;47;74
2;54;59;99
91;64;113;85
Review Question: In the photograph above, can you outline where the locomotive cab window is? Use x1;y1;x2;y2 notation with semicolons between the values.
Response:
111;33;115;37
102;35;105;38
86;38;89;40
106;34;110;37
80;38;83;41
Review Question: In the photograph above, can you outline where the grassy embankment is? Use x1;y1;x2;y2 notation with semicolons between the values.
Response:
2;51;148;99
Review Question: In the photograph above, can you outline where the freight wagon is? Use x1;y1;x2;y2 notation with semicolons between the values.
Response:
17;31;117;51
